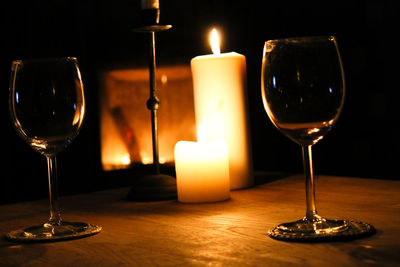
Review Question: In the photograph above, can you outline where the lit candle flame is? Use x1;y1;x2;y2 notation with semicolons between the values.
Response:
210;28;221;55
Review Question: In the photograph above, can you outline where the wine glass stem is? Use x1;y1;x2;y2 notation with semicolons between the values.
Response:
46;156;62;225
302;145;318;220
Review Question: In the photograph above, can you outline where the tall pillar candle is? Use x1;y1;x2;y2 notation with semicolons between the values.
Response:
190;29;254;189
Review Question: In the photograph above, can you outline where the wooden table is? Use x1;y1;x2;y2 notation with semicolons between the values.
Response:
0;173;399;266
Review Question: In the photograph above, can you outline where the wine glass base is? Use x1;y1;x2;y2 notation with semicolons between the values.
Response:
268;217;375;242
6;221;102;243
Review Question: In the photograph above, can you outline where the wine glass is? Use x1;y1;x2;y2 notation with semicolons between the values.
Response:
261;36;375;241
7;57;101;242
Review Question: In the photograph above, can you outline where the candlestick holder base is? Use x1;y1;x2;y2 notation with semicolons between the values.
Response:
126;174;177;201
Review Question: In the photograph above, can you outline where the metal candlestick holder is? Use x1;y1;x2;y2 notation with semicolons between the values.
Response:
126;23;177;201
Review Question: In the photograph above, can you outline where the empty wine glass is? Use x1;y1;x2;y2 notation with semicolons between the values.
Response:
7;57;101;242
261;36;375;241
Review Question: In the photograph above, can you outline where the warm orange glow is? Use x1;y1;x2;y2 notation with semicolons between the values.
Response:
197;120;207;143
174;139;230;203
121;153;131;165
197;116;225;143
210;28;221;55
191;49;253;189
100;65;196;171
142;157;152;165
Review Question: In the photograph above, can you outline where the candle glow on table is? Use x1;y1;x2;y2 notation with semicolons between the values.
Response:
190;28;254;189
174;121;230;203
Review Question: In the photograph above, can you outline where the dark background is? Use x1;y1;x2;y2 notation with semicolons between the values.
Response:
1;1;398;204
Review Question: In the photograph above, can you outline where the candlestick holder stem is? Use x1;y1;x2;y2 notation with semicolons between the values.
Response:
148;31;160;175
126;23;176;201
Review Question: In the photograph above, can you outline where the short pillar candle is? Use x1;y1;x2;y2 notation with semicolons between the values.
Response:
174;140;230;203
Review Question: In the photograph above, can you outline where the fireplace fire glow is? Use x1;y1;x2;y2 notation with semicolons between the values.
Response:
99;65;196;171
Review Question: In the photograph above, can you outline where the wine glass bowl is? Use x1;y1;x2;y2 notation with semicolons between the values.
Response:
261;36;375;241
262;36;345;146
10;58;85;157
7;57;101;242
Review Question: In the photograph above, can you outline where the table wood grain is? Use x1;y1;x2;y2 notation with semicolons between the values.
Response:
0;174;399;266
